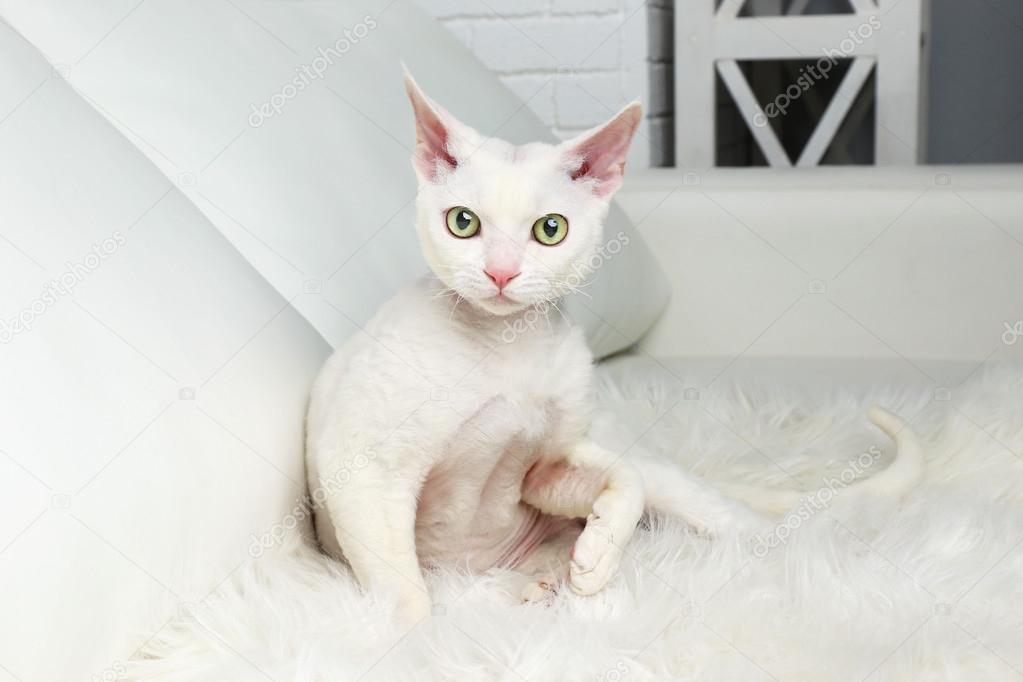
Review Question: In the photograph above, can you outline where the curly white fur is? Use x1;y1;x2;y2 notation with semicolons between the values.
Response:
124;361;1023;681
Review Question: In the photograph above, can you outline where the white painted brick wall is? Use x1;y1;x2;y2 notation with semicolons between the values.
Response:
413;0;651;167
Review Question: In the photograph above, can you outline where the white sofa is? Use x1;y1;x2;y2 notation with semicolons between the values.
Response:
6;2;1021;680
0;22;332;682
618;165;1023;386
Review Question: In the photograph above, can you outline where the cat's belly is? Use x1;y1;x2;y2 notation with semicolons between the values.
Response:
413;395;569;571
416;494;572;571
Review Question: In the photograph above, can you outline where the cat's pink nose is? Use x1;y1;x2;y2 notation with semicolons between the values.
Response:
484;268;520;292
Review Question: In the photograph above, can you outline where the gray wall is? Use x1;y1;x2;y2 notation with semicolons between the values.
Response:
927;0;1023;163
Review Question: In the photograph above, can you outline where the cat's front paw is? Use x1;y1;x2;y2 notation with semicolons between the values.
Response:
568;516;623;595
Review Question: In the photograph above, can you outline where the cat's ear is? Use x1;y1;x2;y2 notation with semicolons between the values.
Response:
404;72;473;182
563;102;643;198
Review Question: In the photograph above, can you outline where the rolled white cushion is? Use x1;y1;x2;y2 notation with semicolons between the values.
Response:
0;0;669;358
0;26;329;681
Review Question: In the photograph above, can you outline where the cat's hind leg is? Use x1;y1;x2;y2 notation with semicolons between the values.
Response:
512;520;581;604
522;441;645;596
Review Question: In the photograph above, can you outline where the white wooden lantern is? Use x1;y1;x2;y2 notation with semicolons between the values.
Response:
675;0;930;167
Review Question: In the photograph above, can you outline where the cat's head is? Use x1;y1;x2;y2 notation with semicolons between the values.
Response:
404;74;641;317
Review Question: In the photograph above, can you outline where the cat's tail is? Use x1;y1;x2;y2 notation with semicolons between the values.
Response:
639;407;924;525
725;406;924;515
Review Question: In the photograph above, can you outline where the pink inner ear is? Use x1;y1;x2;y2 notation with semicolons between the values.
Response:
412;103;456;173
567;104;641;197
406;77;457;180
569;161;591;181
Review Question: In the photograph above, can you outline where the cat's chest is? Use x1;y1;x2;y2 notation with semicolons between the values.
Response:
448;329;593;426
410;321;594;566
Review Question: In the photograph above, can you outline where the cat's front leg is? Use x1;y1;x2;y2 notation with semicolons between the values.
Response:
522;441;645;595
322;469;431;629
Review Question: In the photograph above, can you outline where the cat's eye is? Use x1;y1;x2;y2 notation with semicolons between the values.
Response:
445;206;481;238
532;213;568;246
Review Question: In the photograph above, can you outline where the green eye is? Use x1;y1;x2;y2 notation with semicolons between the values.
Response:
532;213;568;246
445;206;480;238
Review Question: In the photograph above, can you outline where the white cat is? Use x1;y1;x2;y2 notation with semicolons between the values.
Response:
305;74;923;626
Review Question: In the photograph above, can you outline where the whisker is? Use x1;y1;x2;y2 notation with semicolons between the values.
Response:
546;297;570;325
447;292;464;322
432;288;458;300
550;279;593;301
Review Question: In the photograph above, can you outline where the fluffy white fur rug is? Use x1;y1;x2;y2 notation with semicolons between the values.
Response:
125;358;1023;681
